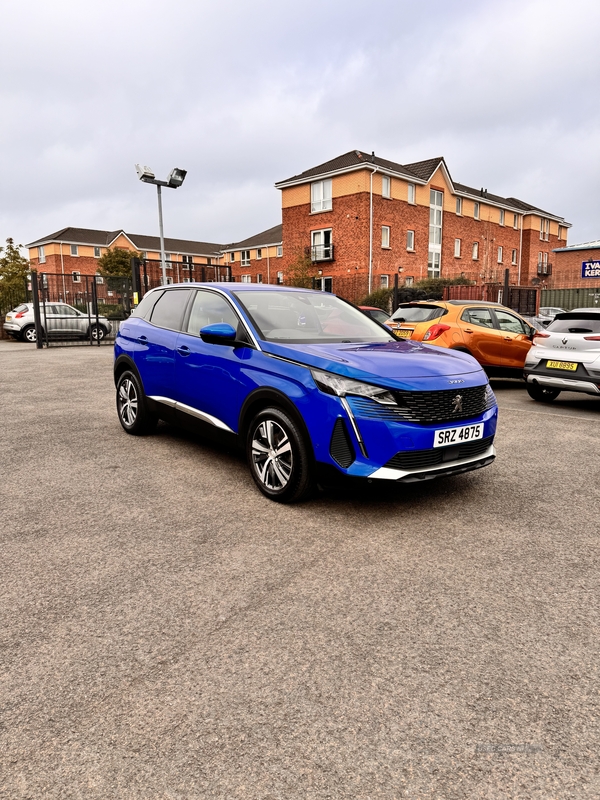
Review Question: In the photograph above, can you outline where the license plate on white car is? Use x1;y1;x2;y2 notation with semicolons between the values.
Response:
434;423;484;448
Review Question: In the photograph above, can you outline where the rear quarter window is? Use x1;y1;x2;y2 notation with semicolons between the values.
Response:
391;305;445;323
547;315;600;334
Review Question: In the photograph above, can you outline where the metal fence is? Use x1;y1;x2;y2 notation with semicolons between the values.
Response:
540;287;600;311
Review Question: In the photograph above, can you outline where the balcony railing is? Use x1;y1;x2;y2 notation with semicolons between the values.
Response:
310;244;335;262
537;262;553;276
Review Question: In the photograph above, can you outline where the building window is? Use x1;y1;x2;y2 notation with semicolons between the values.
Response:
38;246;46;263
405;276;414;286
312;229;333;260
140;252;147;260
276;271;284;284
456;197;462;215
72;271;81;283
311;179;332;213
454;238;461;258
95;272;104;284
511;249;518;265
382;175;391;198
256;248;262;260
381;226;390;249
256;273;263;284
513;213;519;229
427;251;441;278
229;252;235;262
241;274;251;283
241;250;251;266
206;257;212;266
473;202;480;220
276;245;283;257
497;246;503;263
407;183;415;204
94;246;101;258
472;242;479;260
540;218;549;241
406;230;415;251
182;255;193;270
499;209;505;226
380;275;389;288
70;245;79;256
165;254;173;269
428;190;443;278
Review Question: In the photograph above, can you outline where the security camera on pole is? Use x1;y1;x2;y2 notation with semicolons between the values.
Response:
135;165;187;286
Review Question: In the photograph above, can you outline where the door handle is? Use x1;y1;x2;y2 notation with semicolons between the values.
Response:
177;345;191;356
138;335;148;343
503;336;512;341
464;328;473;334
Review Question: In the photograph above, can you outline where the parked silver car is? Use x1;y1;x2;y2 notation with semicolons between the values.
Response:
524;309;600;402
537;306;566;326
3;302;112;342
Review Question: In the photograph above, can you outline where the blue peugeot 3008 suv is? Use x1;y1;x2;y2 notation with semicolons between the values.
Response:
114;284;498;502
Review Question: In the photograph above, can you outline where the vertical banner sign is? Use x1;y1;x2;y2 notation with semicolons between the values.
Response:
582;260;600;278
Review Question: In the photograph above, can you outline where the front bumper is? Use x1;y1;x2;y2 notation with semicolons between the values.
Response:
369;445;496;482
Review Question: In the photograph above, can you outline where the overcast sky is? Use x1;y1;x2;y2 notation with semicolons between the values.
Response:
2;0;599;251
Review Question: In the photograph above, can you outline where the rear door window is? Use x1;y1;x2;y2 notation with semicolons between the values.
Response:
131;290;164;320
150;289;191;330
493;310;528;334
462;308;494;328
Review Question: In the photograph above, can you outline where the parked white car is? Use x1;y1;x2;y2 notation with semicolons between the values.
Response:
524;309;600;401
3;302;112;342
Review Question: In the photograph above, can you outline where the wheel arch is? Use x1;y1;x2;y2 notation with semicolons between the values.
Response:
114;354;142;387
238;388;315;461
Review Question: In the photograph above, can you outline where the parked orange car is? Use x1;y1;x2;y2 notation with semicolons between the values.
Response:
385;300;536;374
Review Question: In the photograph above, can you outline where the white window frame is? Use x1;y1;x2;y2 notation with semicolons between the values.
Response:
95;272;104;284
540;218;550;241
454;238;461;258
472;242;479;260
229;252;235;262
256;248;262;260
511;249;518;265
94;246;101;258
276;245;283;258
382;175;391;198
381;226;390;249
406;230;415;251
72;271;81;283
407;183;416;204
405;276;414;286
456;197;462;215
38;246;46;263
241;250;251;267
499;209;505;226
513;213;519;229
256;273;263;284
165;253;173;269
310;179;332;213
497;246;503;263
241;274;251;283
380;275;389;288
276;270;284;284
473;202;480;220
70;245;79;256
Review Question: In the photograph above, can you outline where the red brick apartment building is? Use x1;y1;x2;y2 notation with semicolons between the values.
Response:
273;150;571;295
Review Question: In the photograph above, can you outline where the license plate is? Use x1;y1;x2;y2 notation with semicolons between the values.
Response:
546;360;577;371
395;329;412;339
434;423;484;448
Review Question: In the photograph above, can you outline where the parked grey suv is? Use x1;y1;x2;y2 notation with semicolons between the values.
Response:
3;302;112;342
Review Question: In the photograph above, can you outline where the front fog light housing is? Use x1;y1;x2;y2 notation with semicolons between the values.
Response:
311;369;396;404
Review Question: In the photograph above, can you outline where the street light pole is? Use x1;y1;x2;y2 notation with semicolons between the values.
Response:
156;184;167;286
135;165;187;286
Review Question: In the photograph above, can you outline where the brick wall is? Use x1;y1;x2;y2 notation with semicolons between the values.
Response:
442;213;522;284
30;254;101;277
550;248;600;289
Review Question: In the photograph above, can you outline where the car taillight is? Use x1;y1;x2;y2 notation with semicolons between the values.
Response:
583;336;600;341
533;332;550;343
15;311;28;318
423;324;451;341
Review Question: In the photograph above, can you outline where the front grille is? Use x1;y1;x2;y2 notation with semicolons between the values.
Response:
392;385;489;424
384;436;494;471
330;418;355;468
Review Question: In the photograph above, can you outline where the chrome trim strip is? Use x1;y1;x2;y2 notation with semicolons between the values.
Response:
340;396;368;458
368;445;496;480
148;396;234;432
526;375;600;394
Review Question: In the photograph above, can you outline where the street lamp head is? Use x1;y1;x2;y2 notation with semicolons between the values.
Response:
168;167;187;188
135;164;156;183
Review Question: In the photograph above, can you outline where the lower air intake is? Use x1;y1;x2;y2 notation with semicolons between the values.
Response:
330;418;355;469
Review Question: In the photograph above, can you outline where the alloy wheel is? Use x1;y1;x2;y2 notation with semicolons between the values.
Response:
251;419;293;491
118;378;138;426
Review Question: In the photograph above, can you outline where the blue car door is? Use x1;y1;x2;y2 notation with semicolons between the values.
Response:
134;288;192;400
175;288;250;432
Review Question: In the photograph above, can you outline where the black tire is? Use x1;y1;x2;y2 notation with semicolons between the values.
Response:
90;324;106;342
116;370;158;435
526;383;561;403
21;325;37;343
246;407;315;503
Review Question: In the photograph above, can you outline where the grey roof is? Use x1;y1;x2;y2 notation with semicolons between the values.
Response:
222;224;283;251
553;240;600;253
402;157;446;182
275;150;419;185
27;226;224;256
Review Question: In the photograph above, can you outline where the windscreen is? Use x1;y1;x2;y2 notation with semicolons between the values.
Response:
233;290;394;343
547;314;600;334
390;305;445;323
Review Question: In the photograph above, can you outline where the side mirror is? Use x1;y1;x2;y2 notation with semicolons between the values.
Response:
199;322;237;345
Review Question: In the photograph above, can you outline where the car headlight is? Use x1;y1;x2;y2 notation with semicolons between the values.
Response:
484;383;497;409
311;369;396;405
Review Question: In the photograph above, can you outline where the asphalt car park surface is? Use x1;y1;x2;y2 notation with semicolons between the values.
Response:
2;340;600;799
